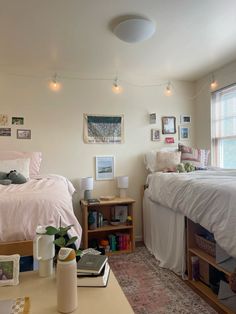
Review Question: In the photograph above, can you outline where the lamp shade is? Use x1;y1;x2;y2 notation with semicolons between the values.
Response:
117;176;129;189
113;18;156;43
81;177;94;191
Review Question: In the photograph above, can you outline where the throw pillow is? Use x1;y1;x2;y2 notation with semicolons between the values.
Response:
156;151;181;172
178;144;210;168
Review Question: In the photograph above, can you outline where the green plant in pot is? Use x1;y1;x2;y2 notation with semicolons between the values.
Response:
45;224;82;260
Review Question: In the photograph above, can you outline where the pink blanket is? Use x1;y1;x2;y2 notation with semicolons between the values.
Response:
0;174;82;247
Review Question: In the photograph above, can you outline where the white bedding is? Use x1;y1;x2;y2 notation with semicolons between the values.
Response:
145;170;236;258
0;174;82;247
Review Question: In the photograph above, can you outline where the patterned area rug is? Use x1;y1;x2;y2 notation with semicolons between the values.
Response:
109;246;217;314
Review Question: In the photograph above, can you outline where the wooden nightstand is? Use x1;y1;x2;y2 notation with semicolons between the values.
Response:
80;197;135;255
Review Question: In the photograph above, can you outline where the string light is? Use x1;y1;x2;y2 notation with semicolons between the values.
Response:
112;76;123;94
164;81;173;96
49;73;62;91
210;73;218;91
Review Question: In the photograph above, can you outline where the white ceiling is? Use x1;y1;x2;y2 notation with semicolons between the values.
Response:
0;0;236;81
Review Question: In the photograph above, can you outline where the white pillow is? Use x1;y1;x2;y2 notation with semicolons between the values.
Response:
144;147;178;172
0;158;30;179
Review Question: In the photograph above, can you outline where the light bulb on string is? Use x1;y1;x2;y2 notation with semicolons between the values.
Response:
112;77;123;94
164;81;173;96
210;73;218;91
49;73;62;92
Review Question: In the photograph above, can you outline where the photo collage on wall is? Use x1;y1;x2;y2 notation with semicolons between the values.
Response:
0;114;31;139
149;113;191;144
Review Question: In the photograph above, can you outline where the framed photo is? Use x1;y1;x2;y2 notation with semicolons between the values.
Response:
149;113;157;124
180;114;191;124
17;129;31;139
95;155;114;180
0;254;20;286
162;116;176;134
12;117;24;125
83;114;124;144
151;129;160;141
179;126;190;140
0;114;8;126
0;128;11;136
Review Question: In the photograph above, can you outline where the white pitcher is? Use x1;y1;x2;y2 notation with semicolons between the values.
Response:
33;225;55;277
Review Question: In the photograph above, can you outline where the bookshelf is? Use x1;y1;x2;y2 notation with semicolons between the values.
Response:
80;197;135;255
187;218;235;314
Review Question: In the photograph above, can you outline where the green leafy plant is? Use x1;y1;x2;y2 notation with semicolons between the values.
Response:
45;224;82;257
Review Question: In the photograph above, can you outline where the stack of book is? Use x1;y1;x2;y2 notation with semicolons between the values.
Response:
77;254;110;287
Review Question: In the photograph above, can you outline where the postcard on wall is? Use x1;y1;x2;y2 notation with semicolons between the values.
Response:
83;114;124;144
179;126;190;140
17;129;31;140
12;117;24;125
0;114;8;126
0;128;11;136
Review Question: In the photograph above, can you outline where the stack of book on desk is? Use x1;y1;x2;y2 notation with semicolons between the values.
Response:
77;254;110;287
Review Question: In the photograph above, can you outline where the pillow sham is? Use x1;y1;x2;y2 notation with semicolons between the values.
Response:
0;151;42;177
178;144;210;168
144;147;178;172
156;151;181;172
0;158;30;179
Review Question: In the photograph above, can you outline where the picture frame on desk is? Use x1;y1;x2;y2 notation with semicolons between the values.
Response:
0;254;20;286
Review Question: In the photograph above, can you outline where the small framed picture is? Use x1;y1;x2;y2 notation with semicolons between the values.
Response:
95;155;115;180
151;129;160;141
0;128;11;136
12;117;24;125
0;255;20;286
149;113;157;124
179;126;190;140
17;129;31;139
180;115;191;124
0;114;8;126
162;116;176;134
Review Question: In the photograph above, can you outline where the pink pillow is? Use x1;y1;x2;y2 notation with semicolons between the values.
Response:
0;151;42;177
178;144;209;168
156;151;181;172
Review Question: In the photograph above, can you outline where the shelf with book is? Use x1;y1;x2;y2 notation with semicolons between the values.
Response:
80;197;135;255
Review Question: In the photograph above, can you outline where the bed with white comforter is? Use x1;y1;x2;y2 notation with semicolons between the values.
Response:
0;174;82;247
144;170;236;273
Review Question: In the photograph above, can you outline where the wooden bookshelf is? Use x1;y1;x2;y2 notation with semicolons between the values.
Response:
81;197;135;254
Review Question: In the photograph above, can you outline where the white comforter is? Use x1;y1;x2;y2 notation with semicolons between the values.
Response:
146;170;236;258
0;174;82;247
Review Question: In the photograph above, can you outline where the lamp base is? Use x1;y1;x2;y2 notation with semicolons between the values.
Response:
84;190;92;201
119;189;127;198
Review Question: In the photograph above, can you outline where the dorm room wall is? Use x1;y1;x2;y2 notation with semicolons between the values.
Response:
195;60;236;151
0;73;195;240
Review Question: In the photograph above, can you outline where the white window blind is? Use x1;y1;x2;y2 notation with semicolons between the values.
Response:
211;84;236;168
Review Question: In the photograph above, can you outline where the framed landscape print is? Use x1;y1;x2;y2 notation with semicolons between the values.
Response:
95;155;114;180
162;116;176;134
84;114;124;144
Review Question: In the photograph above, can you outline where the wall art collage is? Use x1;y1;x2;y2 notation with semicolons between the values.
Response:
0;114;31;139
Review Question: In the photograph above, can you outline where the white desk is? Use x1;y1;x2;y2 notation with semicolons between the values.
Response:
0;270;134;314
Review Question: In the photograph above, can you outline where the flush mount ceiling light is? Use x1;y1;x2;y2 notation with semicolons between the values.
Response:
113;18;156;43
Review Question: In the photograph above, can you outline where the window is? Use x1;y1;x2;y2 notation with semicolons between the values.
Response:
211;84;236;168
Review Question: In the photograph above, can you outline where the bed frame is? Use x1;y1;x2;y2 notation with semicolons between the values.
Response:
0;240;33;256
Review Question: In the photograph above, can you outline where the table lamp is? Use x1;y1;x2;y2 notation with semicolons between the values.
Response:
81;177;94;200
117;176;129;198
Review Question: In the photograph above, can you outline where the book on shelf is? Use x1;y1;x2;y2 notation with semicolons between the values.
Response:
77;262;110;287
77;254;108;275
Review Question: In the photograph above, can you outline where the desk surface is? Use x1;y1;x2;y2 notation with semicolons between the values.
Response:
0;270;134;314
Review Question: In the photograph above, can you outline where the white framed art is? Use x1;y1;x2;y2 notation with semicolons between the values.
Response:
0;254;20;286
95;155;115;180
179;126;190;140
180;114;191;124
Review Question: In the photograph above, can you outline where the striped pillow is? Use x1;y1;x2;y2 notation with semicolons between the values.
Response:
178;144;209;168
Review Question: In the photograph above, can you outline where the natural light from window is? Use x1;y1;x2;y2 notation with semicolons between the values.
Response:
211;84;236;168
